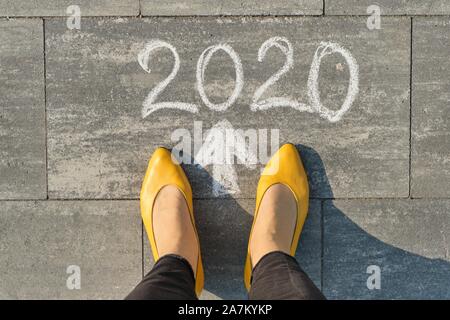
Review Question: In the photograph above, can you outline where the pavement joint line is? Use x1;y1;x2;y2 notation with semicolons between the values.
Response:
320;200;324;291
0;15;141;19
4;14;450;20
317;14;450;17
43;18;49;200
2;14;450;19
0;14;323;19
141;221;145;279
1;197;449;202
409;17;413;199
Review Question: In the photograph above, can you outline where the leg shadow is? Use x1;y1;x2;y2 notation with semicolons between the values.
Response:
297;144;450;299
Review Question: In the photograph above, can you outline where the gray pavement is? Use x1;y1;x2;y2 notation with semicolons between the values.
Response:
325;0;450;15
0;1;449;299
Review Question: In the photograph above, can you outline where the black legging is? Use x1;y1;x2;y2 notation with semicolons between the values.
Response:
125;251;325;300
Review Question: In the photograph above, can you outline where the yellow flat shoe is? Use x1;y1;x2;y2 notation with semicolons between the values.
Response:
140;147;204;297
244;143;309;291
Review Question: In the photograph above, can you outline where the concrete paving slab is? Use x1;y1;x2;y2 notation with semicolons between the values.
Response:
0;19;46;199
46;17;410;199
143;199;322;299
412;18;450;198
0;200;141;299
323;199;450;299
325;0;450;15
141;0;323;16
0;0;139;17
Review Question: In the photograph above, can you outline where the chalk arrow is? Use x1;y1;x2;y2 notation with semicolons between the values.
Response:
194;119;258;197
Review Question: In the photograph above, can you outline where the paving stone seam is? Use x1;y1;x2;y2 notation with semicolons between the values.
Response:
0;14;141;18
3;14;450;18
43;18;49;200
2;196;450;201
322;14;450;17
320;200;325;291
2;197;448;202
141;222;145;279
409;17;413;199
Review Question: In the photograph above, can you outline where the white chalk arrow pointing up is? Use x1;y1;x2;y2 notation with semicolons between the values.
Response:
194;119;258;197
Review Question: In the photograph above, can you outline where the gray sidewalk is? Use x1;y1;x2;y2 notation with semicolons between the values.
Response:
0;1;449;299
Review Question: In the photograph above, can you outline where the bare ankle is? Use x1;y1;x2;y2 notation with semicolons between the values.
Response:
153;185;199;276
249;184;297;267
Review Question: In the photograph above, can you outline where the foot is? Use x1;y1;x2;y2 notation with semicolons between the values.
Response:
153;185;199;276
249;183;297;267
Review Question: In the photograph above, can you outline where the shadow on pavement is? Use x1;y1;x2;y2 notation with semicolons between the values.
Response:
298;144;450;300
181;145;450;299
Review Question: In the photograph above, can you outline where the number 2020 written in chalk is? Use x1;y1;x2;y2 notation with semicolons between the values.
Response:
137;36;359;123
